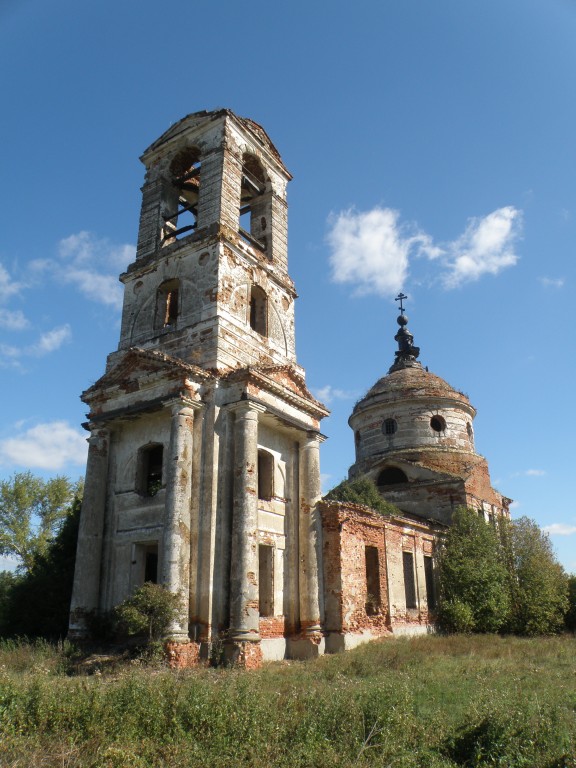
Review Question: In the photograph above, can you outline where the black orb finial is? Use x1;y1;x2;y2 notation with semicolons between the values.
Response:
389;292;421;373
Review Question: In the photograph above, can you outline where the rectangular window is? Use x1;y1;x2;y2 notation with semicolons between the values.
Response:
257;449;274;500
365;546;381;615
423;555;435;610
258;545;274;617
403;551;417;610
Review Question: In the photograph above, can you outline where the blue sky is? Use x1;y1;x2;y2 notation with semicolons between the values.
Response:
1;0;575;572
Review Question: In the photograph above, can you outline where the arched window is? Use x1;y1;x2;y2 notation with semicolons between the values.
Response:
163;148;201;242
383;418;397;435
137;443;164;497
257;449;274;500
155;279;180;329
249;285;267;336
239;154;268;254
377;466;408;486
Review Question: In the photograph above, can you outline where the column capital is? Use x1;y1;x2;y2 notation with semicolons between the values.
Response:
165;398;203;418
301;431;327;446
227;400;266;417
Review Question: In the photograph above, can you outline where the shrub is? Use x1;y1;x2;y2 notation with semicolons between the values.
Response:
113;583;182;642
324;477;398;516
436;508;511;633
437;599;475;633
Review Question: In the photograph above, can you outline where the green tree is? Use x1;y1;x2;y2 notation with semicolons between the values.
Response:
566;575;576;632
324;476;398;516
114;583;183;642
436;507;511;633
0;472;80;571
504;517;568;635
1;494;82;638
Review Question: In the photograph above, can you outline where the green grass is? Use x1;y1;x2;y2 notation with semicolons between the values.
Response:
0;634;575;767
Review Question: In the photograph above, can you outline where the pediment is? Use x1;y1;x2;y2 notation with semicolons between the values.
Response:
83;348;209;401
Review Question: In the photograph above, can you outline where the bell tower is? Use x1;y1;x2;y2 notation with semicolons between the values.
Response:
113;110;297;373
69;110;329;666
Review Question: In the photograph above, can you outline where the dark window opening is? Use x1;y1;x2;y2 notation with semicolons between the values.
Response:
250;285;268;336
423;555;435;610
403;551;417;610
258;544;274;617
383;418;397;435
377;466;408;486
144;546;158;584
163;148;201;242
430;415;446;433
467;422;473;440
365;546;381;615
138;444;164;497
239;154;268;254
257;449;274;500
156;279;181;329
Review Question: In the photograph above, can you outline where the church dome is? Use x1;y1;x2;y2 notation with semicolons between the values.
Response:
349;298;476;474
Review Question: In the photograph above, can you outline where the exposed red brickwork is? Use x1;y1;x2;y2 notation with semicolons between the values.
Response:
165;641;203;669
259;616;287;638
320;501;441;639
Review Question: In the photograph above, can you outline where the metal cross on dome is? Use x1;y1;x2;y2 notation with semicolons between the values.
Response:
395;292;408;313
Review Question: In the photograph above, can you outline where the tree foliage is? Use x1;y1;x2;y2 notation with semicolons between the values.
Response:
114;583;183;642
0;472;80;571
504;516;569;635
324;476;398;516
566;575;576;632
437;508;511;633
0;493;82;639
437;508;569;635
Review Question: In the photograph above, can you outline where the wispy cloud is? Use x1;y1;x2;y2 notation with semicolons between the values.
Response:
314;385;358;404
0;421;88;470
0;308;29;330
513;468;546;478
0;325;72;370
31;231;135;311
539;277;565;289
542;523;576;536
440;207;521;288
0;263;22;302
327;205;521;296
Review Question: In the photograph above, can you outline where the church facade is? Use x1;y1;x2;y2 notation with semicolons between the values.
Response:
69;110;509;664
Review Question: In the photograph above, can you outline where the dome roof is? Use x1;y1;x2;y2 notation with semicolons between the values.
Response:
353;365;474;414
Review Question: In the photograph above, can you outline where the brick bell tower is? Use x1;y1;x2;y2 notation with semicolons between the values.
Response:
69;110;329;664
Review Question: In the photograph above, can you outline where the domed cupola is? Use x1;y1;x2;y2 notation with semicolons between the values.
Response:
346;294;510;525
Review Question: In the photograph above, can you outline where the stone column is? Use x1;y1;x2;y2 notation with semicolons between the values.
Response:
228;401;265;642
68;426;109;640
298;431;324;634
161;401;200;641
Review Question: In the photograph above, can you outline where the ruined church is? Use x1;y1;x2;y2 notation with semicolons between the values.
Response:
69;110;509;665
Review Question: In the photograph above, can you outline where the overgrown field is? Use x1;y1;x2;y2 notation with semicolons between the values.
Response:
0;634;575;767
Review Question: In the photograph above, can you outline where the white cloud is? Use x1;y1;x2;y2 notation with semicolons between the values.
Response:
539;277;565;289
0;308;29;330
314;385;358;404
0;554;19;573
0;421;88;470
513;468;546;478
542;523;576;536
0;263;21;302
30;324;72;355
441;207;521;288
327;207;436;297
327;205;521;296
55;231;135;311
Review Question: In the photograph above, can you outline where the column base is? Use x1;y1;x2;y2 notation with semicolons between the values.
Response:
287;632;325;660
165;641;203;669
223;639;263;669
